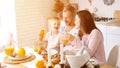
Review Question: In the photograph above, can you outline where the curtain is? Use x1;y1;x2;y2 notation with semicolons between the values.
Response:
0;0;17;47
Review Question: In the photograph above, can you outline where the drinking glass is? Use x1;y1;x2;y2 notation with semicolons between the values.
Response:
39;29;45;40
60;32;69;45
33;41;40;52
4;45;14;56
61;39;69;45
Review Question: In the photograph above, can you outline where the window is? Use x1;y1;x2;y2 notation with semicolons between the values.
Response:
0;0;17;47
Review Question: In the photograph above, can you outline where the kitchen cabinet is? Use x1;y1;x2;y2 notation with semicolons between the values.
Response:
106;26;120;59
96;24;120;60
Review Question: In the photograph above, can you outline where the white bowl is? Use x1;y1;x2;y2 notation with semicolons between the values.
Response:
50;49;58;55
66;53;90;68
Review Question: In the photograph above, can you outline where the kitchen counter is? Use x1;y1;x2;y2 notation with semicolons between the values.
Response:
106;22;120;27
96;22;120;60
95;21;120;27
100;65;114;68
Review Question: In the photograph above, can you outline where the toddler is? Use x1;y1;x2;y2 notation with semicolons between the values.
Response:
44;17;61;51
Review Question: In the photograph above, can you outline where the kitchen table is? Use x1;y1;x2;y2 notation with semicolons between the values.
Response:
100;65;114;68
0;47;43;68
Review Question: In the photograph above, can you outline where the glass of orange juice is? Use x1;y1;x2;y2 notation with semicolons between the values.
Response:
33;45;39;52
61;39;69;45
39;29;45;40
33;41;40;52
60;33;69;45
4;46;14;56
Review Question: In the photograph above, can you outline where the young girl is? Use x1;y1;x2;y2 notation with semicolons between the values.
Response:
44;17;61;51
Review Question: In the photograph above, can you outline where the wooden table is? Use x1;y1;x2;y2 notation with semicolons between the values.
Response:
100;65;114;68
0;47;43;68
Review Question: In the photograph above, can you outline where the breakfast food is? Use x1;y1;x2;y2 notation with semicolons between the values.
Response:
41;50;48;61
38;45;45;54
51;58;60;64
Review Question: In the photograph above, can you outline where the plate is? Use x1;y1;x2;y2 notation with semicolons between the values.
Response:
8;54;31;61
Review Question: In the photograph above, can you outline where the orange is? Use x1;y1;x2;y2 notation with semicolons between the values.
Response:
17;48;26;57
4;47;14;55
36;60;44;68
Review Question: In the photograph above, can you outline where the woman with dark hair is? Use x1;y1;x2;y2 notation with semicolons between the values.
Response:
74;10;106;66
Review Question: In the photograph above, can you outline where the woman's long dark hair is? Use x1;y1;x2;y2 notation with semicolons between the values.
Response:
77;10;98;38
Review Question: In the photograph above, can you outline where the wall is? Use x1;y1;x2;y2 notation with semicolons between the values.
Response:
71;0;120;17
0;0;2;27
15;0;56;47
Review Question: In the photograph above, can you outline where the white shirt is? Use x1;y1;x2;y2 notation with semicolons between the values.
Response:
59;21;79;37
45;32;62;50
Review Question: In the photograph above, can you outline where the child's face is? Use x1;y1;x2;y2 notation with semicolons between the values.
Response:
51;20;60;31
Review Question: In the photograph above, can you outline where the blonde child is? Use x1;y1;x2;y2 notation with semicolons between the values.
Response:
44;17;61;51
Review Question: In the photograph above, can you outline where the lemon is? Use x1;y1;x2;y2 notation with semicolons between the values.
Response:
17;48;26;57
34;47;39;52
36;60;44;68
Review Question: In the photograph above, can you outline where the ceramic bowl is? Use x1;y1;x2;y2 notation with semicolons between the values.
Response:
66;53;90;68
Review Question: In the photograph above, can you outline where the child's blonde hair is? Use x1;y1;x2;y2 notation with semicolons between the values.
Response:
48;17;61;30
49;17;60;22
